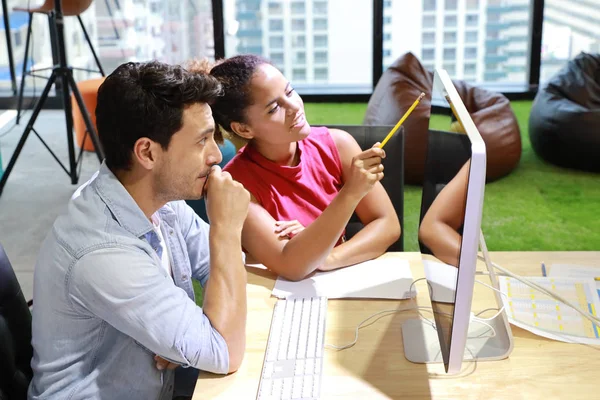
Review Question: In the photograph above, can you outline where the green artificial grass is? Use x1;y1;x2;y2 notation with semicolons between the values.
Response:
305;101;600;252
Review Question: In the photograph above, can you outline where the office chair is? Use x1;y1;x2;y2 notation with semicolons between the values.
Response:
15;0;105;124
0;243;33;400
327;125;405;251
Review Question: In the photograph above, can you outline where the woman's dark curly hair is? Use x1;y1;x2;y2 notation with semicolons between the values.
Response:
187;55;271;135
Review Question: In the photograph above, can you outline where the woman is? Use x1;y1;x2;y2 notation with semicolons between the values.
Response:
189;55;400;281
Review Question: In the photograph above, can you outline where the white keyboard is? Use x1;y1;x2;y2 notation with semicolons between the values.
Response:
257;296;328;400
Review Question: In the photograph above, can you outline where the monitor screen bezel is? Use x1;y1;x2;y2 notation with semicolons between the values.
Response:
430;69;487;374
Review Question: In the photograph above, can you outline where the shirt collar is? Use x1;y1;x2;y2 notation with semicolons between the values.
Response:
92;161;155;239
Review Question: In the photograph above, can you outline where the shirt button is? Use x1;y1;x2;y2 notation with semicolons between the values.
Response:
182;275;188;281
169;230;174;235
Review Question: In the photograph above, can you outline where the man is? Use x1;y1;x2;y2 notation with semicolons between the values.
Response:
28;61;250;399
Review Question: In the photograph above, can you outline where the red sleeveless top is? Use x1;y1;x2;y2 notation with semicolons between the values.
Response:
224;126;345;241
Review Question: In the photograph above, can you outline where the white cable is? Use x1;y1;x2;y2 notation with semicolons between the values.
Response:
473;280;506;321
325;306;435;350
478;255;600;326
469;318;496;338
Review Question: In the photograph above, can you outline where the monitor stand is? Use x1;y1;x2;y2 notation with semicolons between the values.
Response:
401;230;513;368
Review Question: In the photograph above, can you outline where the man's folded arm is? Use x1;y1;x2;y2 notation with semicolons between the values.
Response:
68;246;229;374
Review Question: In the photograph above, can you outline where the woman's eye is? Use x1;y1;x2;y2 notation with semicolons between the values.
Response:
268;105;280;114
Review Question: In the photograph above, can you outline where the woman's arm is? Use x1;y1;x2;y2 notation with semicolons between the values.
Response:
321;129;401;270
418;161;470;267
241;145;385;281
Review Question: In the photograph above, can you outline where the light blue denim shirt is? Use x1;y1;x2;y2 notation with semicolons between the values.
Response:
28;162;229;400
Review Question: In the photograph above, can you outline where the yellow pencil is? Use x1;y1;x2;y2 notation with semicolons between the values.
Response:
379;92;426;149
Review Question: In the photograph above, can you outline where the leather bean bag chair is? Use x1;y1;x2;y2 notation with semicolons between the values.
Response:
364;52;522;184
529;52;600;172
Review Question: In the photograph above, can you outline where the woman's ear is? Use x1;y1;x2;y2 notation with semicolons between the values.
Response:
230;121;254;140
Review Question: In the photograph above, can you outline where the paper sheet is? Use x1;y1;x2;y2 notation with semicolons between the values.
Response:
499;276;600;345
549;264;600;299
271;258;416;300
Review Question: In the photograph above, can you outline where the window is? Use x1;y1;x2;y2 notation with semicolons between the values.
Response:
444;32;456;43
464;63;477;75
291;2;305;14
314;19;327;30
384;16;392;24
465;47;477;59
294;52;306;64
422;32;435;45
423;15;436;28
313;1;327;14
314;35;328;47
443;48;456;60
270;36;284;48
466;14;478;27
269;19;283;31
465;31;478;44
292;35;306;47
293;68;306;81
387;0;532;85
466;0;479;10
384;49;391;57
541;2;600;82
292;19;305;31
315;67;328;80
443;63;456;75
270;52;284;65
224;0;374;94
14;31;22;47
384;33;392;41
268;2;283;14
445;0;457;11
423;0;436;11
314;51;328;63
422;48;435;61
444;16;457;28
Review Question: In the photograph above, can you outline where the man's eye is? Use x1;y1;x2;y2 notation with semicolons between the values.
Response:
198;138;207;145
286;89;295;97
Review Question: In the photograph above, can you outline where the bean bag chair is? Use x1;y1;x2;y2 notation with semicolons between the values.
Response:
364;52;522;184
529;52;600;172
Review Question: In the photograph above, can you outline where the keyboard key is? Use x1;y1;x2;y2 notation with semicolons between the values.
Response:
305;358;315;376
263;361;274;379
297;299;311;359
302;375;314;398
282;377;293;400
278;300;295;360
292;377;303;398
272;378;283;399
294;359;305;376
287;300;303;359
313;375;321;398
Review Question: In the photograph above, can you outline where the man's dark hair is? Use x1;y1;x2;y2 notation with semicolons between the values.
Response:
96;61;222;171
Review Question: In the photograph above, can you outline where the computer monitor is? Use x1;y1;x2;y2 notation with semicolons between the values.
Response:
401;69;513;374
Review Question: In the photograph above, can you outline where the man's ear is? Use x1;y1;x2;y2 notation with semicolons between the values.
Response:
230;121;254;140
133;138;160;170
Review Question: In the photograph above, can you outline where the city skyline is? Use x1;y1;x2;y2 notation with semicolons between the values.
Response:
0;0;598;94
